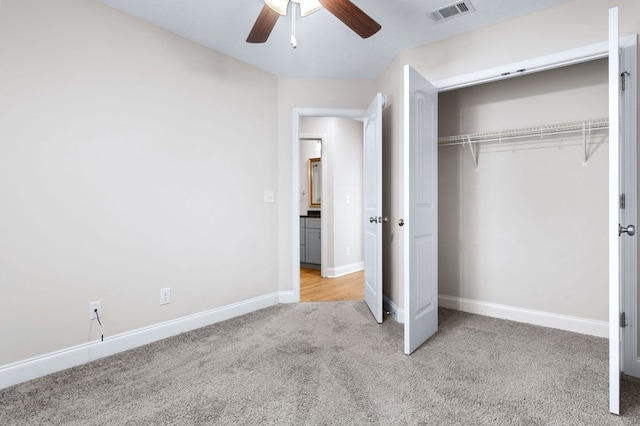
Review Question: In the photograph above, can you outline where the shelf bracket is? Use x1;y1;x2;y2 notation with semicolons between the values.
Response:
582;123;588;166
467;136;479;170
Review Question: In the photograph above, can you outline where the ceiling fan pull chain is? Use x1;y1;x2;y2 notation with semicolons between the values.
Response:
291;2;297;49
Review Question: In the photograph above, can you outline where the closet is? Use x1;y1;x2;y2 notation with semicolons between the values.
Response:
437;58;609;324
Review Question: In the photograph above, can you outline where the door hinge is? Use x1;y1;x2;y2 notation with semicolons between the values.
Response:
621;71;631;91
620;193;626;209
621;312;627;328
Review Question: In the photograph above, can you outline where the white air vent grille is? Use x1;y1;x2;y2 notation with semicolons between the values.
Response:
427;1;475;23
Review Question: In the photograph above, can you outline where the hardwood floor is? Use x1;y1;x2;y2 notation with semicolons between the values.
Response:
300;267;364;302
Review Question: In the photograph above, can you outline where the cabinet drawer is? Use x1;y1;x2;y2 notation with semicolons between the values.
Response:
305;228;321;264
306;218;321;229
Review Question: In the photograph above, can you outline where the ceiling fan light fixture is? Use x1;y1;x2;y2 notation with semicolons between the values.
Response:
296;0;322;17
264;0;288;16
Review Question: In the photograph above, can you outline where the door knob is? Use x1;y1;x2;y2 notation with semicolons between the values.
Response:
383;217;389;223
398;219;405;227
619;224;636;236
369;217;378;223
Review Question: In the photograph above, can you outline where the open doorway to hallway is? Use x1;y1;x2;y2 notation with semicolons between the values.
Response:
298;117;365;302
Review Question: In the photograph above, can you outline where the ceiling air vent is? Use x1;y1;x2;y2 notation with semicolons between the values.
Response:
427;1;475;23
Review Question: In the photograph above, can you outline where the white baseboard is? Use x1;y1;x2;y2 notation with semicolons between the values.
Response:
278;291;296;304
383;296;404;323
0;292;281;390
439;294;608;338
327;261;364;278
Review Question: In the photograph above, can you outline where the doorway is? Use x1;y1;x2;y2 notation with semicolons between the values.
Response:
298;118;365;302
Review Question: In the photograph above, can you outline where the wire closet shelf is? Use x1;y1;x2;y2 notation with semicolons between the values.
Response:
438;118;609;147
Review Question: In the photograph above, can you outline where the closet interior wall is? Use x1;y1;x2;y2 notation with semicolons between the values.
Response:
438;58;609;323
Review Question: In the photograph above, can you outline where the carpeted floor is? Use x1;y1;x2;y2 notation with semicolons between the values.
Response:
1;302;640;425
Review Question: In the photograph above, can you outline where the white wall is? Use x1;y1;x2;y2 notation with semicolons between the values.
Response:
375;0;640;324
300;117;364;275
439;59;608;321
0;0;278;366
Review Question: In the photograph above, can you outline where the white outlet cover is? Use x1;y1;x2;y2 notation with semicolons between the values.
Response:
160;288;171;305
89;301;101;320
264;190;275;203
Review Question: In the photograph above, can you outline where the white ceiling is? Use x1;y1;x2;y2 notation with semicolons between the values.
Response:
96;0;570;79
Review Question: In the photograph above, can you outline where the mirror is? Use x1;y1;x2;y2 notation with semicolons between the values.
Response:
309;157;321;207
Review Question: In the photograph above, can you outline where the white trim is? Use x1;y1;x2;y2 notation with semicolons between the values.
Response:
383;295;404;323
433;35;637;92
326;261;364;278
278;291;296;304
439;295;608;338
292;108;367;302
0;293;280;390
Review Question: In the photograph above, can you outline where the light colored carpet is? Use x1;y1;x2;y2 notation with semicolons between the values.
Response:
1;302;640;425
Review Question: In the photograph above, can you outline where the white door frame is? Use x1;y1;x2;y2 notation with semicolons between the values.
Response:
433;39;619;92
292;108;365;302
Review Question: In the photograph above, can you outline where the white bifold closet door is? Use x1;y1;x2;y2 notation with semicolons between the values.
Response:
363;93;384;324
403;65;439;355
608;6;621;414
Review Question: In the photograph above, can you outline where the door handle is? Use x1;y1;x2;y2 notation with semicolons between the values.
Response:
619;224;636;236
398;219;405;227
369;217;378;223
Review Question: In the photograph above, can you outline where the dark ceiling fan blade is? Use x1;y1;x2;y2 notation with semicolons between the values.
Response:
318;0;381;39
247;4;280;43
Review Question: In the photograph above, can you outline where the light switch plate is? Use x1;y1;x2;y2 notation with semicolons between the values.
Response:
264;190;275;203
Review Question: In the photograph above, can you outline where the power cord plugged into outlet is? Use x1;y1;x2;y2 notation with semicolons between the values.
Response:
94;308;104;342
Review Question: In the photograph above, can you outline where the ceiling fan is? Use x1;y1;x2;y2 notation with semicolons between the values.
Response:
247;0;381;44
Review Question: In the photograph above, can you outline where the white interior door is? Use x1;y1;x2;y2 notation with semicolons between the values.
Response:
621;33;639;379
609;6;622;416
363;93;384;323
403;65;439;355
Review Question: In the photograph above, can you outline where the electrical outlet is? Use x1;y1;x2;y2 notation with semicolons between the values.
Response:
160;288;171;305
89;301;101;320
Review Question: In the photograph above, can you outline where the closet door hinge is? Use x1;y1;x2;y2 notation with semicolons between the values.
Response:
620;193;626;209
621;71;631;91
621;312;627;328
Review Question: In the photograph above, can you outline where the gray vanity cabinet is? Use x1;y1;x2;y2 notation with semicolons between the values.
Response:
300;217;321;267
300;218;306;263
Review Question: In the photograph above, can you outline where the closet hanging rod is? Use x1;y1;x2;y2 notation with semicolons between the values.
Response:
438;118;609;147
